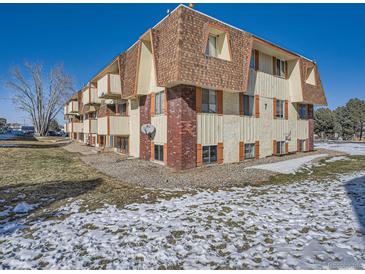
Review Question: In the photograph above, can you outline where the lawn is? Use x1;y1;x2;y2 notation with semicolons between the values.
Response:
1;140;365;269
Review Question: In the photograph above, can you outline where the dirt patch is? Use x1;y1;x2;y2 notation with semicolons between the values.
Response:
69;142;346;189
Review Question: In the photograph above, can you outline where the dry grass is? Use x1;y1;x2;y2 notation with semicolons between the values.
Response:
0;140;190;223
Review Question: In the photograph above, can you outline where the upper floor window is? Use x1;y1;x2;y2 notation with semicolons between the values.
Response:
117;102;127;116
243;95;254;116
276;99;285;119
204;27;231;61
298;104;307;119
250;50;256;69
154;91;164;115
206;34;217;58
275;58;286;78
305;66;316;85
202;89;217;113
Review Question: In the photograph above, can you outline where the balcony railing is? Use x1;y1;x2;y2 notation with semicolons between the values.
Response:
97;74;122;99
72;122;83;133
83;119;98;134
83;86;101;105
97;115;129;136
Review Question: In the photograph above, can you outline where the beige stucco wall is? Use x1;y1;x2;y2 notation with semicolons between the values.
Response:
97;117;108;135
151;115;167;145
109;116;129;136
128;98;140;158
196;60;310;162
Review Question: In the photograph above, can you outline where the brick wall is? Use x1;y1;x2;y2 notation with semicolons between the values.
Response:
139;95;151;160
300;58;327;105
121;42;140;98
177;7;253;92
167;85;197;170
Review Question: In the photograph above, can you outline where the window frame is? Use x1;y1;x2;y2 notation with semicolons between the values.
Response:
276;58;286;78
244;143;256;160
154;144;164;162
202;145;217;164
205;34;218;58
298;104;307;120
117;102;127;116
276;99;285;119
243;95;254;117
202;89;217;114
250;50;255;69
154;91;164;115
299;139;306;152
277;141;285;155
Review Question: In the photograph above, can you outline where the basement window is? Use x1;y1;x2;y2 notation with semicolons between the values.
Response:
154;144;164;162
244;143;256;159
203;145;217;164
277;141;285;155
299;139;306;152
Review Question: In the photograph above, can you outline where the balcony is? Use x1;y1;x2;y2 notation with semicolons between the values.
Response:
72;122;83;133
97;115;129;136
83;86;101;105
83;119;98;134
97;74;121;99
68;100;79;114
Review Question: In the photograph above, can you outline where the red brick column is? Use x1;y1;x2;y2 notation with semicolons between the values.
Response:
139;95;151;160
167;85;197;170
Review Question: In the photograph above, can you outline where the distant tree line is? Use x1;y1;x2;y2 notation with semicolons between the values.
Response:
314;98;365;141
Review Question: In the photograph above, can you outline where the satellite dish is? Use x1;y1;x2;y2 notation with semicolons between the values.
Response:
141;124;156;140
285;131;292;142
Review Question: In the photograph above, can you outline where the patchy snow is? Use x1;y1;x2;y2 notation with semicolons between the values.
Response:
325;156;350;163
13;202;38;214
1;172;365;269
246;154;328;174
315;142;365;155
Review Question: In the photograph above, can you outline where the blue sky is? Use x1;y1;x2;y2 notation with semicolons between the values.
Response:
0;4;364;124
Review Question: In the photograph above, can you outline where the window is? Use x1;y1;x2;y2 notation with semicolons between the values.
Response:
305;67;316;85
107;104;116;114
250;50;255;69
299;139;306;152
154;145;164;161
276;99;285;119
203;145;217;164
202;89;217;113
277;141;285;155
205;34;217;57
298;104;307;119
243;95;254;116
154;91;164;115
117;102;127;116
276;59;286;78
245;143;255;159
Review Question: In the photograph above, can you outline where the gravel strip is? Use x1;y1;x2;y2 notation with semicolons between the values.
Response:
63;142;344;189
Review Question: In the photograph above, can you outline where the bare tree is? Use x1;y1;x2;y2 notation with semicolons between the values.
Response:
6;62;74;136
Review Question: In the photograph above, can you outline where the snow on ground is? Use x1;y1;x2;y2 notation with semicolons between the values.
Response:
325;156;350;163
13;202;38;214
315;142;365;156
1;172;365;269
246;154;328;174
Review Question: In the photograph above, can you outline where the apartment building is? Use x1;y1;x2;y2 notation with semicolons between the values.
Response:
64;4;326;170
